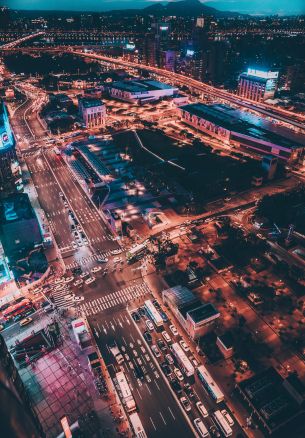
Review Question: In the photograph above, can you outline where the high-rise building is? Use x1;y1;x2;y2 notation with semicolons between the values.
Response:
206;40;231;85
0;101;17;192
78;98;106;129
238;68;279;102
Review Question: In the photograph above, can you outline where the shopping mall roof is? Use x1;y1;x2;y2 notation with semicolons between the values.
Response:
180;103;305;150
111;79;174;93
187;303;220;324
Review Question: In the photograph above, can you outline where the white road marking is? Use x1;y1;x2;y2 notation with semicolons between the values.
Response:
150;417;157;431
145;383;152;395
168;406;175;420
136;388;142;399
159;411;167;425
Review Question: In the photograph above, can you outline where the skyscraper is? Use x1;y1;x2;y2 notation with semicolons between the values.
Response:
238;68;279;102
0;100;17;192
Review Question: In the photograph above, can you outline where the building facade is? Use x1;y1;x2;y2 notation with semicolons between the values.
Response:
238;68;279;102
108;79;177;104
0;101;17;191
178;103;305;163
78;97;106;129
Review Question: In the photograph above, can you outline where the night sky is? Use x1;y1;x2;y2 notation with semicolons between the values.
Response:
7;0;305;15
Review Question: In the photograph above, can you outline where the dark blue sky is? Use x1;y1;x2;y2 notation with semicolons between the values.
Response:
8;0;305;15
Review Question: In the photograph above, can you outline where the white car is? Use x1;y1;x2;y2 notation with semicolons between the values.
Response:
196;401;208;418
162;331;171;343
73;296;84;302
165;354;174;365
72;242;78;250
97;257;108;263
91;266;102;273
80;272;89;279
111;249;122;255
151;345;161;358
54;278;63;284
174;367;184;381
145;320;154;331
73;280;83;287
194;418;209;437
169;324;178;336
221;409;234;427
85;276;96;285
179;340;190;352
65;276;74;283
180;396;191;412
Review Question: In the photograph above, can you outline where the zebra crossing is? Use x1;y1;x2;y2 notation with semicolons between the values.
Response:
50;285;75;309
64;251;113;269
78;283;151;316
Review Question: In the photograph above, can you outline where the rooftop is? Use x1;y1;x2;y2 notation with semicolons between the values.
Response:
111;79;174;93
162;285;198;307
187;303;220;323
0;194;35;225
218;331;234;349
79;97;104;108
180;103;305;150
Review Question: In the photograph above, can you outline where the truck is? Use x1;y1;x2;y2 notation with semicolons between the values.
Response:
109;342;124;365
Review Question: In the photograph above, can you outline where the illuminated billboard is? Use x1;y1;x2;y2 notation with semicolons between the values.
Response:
0;102;14;153
247;68;279;80
186;49;195;57
159;26;169;31
126;43;135;50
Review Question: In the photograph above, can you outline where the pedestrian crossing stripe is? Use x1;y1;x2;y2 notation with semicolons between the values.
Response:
78;283;151;316
64;251;113;269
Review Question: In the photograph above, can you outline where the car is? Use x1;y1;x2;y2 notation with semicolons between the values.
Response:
91;266;102;273
157;339;167;352
169;324;178;336
194;418;209;438
145;320;154;331
196;401;208;418
170;378;183;394
0;324;5;332
184;383;195;399
85;277;96;285
65;276;74;283
71;224;75;230
179;340;190;352
132;312;140;322
77;240;82;247
136;357;143;366
162;331;171;343
160;311;169;323
80;272;89;279
210;425;221;437
73;280;83;287
72;242;78;249
134;364;144;380
111;249;122;255
180;396;192;412
19;317;33;327
190;356;199;368
97;257;108;263
151;345;161;358
161;362;172;376
173;367;184;381
144;354;150;362
152;299;161;310
138;307;146;317
165;353;174;365
221;409;234;427
54;278;63;284
143;331;152;343
83;239;89;245
73;296;84;302
59;192;64;197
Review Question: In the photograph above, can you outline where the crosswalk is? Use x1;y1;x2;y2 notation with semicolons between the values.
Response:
50;286;75;309
78;283;151;316
64;251;113;269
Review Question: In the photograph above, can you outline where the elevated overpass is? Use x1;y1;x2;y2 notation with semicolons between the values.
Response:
0;31;45;49
70;49;305;133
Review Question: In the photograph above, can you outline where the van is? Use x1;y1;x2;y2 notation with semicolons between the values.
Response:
196;401;209;418
194;418;209;437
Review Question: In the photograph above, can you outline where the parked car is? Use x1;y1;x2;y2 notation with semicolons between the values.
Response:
151;345;161;358
169;324;178;336
173;367;184;381
162;330;171;343
179;340;190;352
180;396;192;412
143;331;152;343
221;409;234;427
145;320;154;331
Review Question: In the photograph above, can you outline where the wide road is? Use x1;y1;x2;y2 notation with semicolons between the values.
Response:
89;310;194;438
43;149;118;256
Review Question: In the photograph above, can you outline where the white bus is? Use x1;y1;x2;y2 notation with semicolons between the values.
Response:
116;371;136;413
126;243;147;264
213;410;233;437
144;300;163;328
171;342;194;377
197;365;224;403
129;413;147;438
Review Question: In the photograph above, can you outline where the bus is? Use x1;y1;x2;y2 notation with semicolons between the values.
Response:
144;300;163;328
213;410;233;437
116;371;136;413
2;299;34;321
197;365;224;403
129;413;147;438
126;243;147;264
171;342;194;377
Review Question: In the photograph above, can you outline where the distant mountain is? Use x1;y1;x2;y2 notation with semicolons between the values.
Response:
143;0;243;17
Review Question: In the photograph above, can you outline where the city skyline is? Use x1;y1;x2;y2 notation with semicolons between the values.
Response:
7;0;305;15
